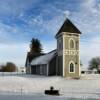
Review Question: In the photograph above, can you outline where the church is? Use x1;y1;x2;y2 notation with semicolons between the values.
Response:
25;18;81;78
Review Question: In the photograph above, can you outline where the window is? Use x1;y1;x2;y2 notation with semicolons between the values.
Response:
69;62;75;73
69;39;75;49
58;38;62;50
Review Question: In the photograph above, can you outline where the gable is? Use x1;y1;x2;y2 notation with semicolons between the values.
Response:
56;18;81;37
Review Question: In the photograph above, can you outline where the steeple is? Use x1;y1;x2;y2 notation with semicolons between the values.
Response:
56;18;81;78
56;18;81;37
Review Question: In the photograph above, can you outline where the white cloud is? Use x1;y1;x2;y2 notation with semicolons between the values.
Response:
80;36;100;68
42;40;56;53
0;0;100;68
0;0;40;17
68;0;100;35
0;43;29;67
0;21;35;44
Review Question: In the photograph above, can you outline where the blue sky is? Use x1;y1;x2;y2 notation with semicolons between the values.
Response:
0;0;100;68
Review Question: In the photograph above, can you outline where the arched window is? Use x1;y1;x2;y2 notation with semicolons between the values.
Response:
69;62;75;73
69;39;75;49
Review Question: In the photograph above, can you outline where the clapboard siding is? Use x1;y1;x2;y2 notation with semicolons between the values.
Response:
57;56;63;76
48;55;57;76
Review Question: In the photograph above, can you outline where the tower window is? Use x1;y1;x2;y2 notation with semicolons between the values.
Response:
69;62;75;73
58;38;62;50
69;39;75;49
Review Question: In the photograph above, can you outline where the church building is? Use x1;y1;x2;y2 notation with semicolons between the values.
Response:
25;18;81;78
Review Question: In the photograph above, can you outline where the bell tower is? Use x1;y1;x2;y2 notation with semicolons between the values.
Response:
56;18;81;78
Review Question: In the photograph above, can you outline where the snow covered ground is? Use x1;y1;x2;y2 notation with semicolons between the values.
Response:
0;74;100;100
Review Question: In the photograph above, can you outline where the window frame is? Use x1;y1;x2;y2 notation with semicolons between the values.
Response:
69;61;75;73
69;38;75;49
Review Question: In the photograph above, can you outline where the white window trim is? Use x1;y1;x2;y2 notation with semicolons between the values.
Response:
79;35;81;76
69;61;75;73
69;38;75;49
63;35;65;76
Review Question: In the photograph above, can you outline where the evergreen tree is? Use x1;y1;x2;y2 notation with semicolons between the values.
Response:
30;38;42;54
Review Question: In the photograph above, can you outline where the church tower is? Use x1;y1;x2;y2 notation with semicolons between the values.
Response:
55;18;81;78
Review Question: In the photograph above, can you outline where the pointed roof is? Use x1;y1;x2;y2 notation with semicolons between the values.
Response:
56;18;81;37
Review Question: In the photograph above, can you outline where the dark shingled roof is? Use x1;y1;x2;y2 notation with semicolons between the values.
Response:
56;18;81;37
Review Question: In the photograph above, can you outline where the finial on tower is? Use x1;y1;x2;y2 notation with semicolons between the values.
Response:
63;10;70;20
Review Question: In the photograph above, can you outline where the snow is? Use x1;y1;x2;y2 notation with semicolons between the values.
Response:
0;74;100;100
31;50;56;65
0;94;98;100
